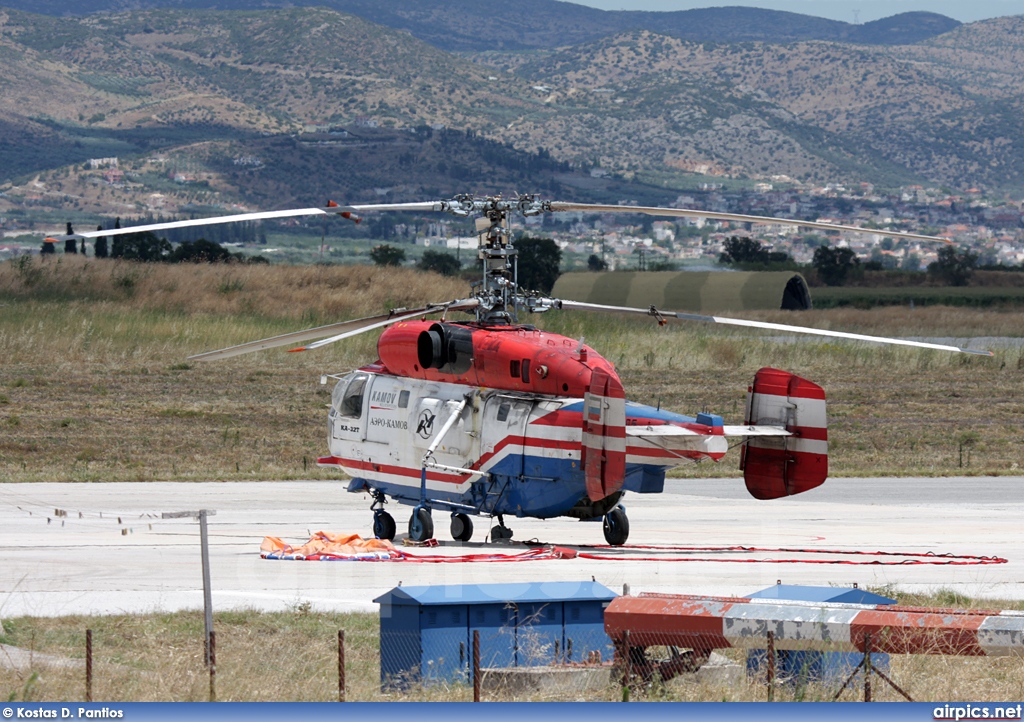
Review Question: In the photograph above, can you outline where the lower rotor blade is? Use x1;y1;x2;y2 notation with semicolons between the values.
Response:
188;298;479;362
555;300;993;356
293;298;479;352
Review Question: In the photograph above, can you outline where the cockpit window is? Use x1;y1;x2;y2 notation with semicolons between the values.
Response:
338;374;368;418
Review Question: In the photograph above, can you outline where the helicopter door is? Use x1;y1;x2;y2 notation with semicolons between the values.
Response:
481;397;532;478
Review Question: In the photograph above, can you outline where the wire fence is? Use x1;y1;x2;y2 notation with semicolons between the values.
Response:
5;619;1024;702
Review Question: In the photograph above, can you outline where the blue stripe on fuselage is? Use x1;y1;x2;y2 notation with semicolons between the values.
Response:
347;453;668;519
561;400;699;425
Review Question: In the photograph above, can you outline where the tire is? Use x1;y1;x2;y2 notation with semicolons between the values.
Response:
603;506;629;546
373;511;396;541
490;524;513;541
408;507;434;542
450;513;474;542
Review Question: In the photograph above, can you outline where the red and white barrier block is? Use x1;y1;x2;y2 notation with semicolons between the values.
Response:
604;593;1024;657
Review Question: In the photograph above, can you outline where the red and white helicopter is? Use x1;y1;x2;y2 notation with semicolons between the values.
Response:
56;194;991;545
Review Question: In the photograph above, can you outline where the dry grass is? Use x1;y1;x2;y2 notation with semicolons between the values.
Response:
2;256;1024;482
4;592;1024;702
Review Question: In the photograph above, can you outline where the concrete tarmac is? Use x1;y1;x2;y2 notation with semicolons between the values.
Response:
1;477;1021;617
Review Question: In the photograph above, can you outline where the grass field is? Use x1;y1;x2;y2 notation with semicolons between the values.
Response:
2;255;1024;482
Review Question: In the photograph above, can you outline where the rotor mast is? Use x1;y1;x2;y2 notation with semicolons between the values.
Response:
432;194;549;324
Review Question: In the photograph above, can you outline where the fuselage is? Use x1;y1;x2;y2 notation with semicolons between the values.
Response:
318;321;728;519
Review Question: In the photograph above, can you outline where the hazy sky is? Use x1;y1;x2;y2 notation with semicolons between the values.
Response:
569;0;1020;24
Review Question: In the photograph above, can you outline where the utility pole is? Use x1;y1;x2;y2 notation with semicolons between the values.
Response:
163;509;217;667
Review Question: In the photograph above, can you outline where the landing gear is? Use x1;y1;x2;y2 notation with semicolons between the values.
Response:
450;513;474;542
490;514;513;542
370;489;396;541
408;506;434;542
372;510;396;541
603;506;629;546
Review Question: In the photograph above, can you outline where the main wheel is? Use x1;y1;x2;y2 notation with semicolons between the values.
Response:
450;513;474;542
603;506;629;546
408;507;434;542
372;511;396;541
490;524;513;541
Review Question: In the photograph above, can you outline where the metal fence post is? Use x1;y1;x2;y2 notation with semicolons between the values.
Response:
209;630;216;702
338;630;346;702
473;629;481;702
85;629;92;703
864;632;872;702
767;631;775;702
622;628;631;702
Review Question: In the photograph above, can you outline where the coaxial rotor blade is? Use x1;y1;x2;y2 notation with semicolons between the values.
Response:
188;299;478;362
50;204;363;241
291;298;480;353
555;299;993;356
547;202;952;244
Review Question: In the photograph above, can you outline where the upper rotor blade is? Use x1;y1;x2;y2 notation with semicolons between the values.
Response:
555;300;993;356
54;206;361;240
548;202;952;244
187;298;479;362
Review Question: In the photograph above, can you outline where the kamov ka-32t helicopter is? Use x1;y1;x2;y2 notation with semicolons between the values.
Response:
55;194;992;545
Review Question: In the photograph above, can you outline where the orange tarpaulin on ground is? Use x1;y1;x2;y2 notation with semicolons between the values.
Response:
261;531;400;560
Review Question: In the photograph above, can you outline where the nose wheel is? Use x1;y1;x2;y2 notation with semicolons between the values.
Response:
372;510;396;541
603;506;629;546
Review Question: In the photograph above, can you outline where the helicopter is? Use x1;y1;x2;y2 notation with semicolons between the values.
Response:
52;194;991;546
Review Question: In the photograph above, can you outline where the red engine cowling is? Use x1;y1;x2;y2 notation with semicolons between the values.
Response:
376;321;619;398
740;367;828;500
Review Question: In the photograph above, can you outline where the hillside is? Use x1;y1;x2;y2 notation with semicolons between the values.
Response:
0;0;961;51
2;6;1024;216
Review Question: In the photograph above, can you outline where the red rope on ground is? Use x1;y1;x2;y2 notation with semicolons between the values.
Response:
265;543;1006;565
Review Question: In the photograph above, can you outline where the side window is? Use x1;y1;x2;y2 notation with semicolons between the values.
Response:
398;390;410;409
496;402;510;422
341;375;367;418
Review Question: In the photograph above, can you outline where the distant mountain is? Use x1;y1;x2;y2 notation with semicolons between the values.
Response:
1;5;1023;212
0;0;961;51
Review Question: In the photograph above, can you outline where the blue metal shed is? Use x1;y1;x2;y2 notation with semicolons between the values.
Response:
374;581;617;688
746;584;897;685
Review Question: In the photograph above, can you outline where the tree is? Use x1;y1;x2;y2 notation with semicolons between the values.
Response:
370;244;406;267
719;236;769;264
40;240;55;255
719;236;792;266
928;245;978;286
111;231;171;261
514;236;562;294
812;246;859;286
168;239;234;263
417;249;461;276
94;226;108;259
587;254;608;271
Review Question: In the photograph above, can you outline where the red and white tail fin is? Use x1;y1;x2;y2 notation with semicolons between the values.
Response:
582;367;626;501
740;367;828;500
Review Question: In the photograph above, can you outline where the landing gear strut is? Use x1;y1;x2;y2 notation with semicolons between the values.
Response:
603;505;629;546
490;514;513;542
